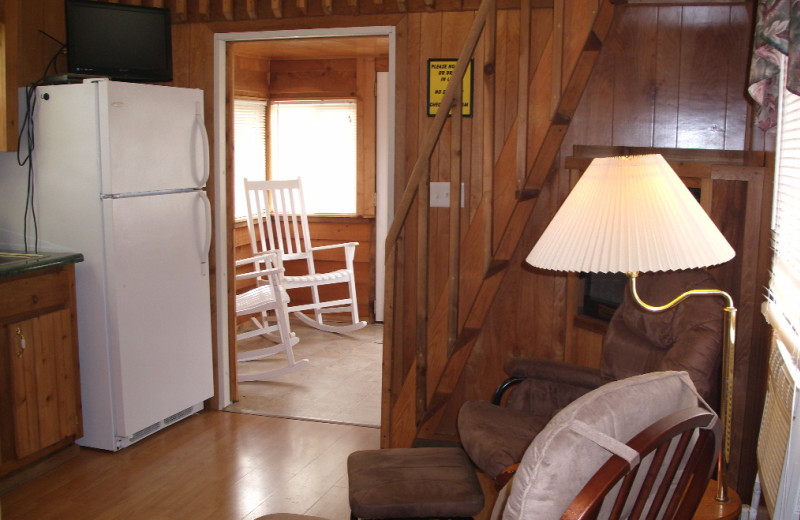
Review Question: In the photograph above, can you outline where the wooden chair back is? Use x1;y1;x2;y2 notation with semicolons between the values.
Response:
244;178;315;266
562;407;719;520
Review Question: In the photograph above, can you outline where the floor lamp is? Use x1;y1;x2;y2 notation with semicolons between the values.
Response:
526;154;737;503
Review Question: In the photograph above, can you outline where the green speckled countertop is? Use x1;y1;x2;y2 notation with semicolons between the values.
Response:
0;251;84;279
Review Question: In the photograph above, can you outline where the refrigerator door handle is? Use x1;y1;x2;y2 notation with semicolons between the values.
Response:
196;101;210;187
199;190;212;276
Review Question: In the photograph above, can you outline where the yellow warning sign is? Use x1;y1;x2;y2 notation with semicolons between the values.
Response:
427;59;473;117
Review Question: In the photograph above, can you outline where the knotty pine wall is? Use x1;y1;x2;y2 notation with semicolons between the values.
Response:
163;1;764;495
438;3;766;497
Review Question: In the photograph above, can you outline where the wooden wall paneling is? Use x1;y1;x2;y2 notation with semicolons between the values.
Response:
466;30;485;227
562;0;597;93
268;59;357;97
504;11;521;147
724;5;753;151
232;54;270;98
416;166;429;424
357;57;377;217
382;246;398;447
419;11;444;320
551;0;563;115
481;4;496;270
388;18;409;448
432;11;474;322
652;6;682;148
516;0;531;192
676;6;731;150
449;87;464;351
401;13;423;403
611;6;657;147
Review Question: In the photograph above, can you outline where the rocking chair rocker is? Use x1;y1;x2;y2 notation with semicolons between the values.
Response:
243;178;367;334
235;251;309;382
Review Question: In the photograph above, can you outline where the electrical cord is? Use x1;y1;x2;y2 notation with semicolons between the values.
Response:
14;37;66;254
17;85;38;254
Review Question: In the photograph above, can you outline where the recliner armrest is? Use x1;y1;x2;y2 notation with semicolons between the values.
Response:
504;357;607;390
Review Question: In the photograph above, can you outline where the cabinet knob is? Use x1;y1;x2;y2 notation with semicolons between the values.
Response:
15;328;26;357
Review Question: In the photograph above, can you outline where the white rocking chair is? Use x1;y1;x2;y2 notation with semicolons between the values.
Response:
244;178;367;334
235;251;309;382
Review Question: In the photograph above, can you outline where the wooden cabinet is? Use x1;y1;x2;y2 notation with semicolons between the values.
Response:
0;265;82;480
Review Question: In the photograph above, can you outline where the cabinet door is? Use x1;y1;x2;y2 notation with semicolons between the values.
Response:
8;310;80;459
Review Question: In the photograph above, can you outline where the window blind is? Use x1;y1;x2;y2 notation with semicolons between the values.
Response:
270;99;357;215
233;99;268;219
765;77;800;366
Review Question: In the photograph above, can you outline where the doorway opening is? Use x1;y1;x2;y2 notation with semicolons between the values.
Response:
213;28;395;427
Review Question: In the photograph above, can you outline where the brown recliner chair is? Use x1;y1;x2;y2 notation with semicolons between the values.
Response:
458;268;725;482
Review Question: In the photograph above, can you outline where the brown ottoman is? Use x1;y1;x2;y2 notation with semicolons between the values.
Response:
347;447;485;520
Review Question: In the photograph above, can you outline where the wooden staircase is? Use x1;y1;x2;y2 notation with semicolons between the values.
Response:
382;0;616;448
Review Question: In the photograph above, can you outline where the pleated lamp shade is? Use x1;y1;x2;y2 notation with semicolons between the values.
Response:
526;154;735;273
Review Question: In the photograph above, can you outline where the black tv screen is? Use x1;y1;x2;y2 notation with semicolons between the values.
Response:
65;0;172;83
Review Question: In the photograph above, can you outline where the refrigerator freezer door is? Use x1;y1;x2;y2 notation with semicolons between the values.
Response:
102;82;207;195
102;190;213;438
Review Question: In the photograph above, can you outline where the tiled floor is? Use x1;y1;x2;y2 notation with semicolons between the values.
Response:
226;319;383;428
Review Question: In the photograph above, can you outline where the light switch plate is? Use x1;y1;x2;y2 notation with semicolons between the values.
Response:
430;182;465;208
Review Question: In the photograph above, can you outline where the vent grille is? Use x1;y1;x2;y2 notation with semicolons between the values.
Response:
129;422;162;444
164;406;195;426
757;336;798;518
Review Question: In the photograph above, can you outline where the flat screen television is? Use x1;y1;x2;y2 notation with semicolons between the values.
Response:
65;0;173;83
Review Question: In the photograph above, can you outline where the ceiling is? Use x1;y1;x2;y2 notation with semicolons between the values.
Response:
231;36;389;60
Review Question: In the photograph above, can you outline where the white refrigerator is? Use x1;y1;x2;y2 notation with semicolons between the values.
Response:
10;79;214;451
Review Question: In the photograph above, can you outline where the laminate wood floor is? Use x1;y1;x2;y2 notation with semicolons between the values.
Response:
0;411;379;520
229;322;383;428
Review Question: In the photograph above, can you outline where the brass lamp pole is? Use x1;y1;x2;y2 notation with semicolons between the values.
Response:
628;272;736;503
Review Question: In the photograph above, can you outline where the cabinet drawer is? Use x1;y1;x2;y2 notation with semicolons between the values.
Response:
0;268;72;321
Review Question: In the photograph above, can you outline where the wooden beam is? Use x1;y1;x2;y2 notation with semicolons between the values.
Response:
423;0;435;7
174;0;187;21
271;0;283;18
297;0;307;15
247;0;258;19
223;0;234;20
322;0;334;14
199;0;210;20
396;0;407;10
151;0;165;8
348;0;359;14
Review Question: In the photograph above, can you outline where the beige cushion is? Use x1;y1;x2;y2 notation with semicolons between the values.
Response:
502;371;704;520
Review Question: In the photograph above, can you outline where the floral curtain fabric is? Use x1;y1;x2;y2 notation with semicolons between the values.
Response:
749;0;800;130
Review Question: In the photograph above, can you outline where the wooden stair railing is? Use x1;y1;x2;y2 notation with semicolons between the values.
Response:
382;0;616;449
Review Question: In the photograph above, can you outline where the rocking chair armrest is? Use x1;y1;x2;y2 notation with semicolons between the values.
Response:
503;357;606;390
235;250;282;267
235;266;284;281
310;242;359;251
